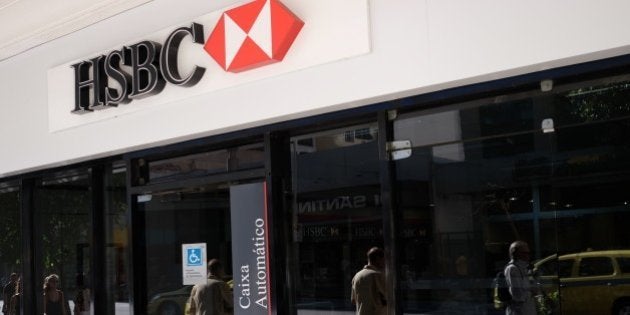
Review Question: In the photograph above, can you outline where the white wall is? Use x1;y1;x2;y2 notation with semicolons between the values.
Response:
1;0;630;177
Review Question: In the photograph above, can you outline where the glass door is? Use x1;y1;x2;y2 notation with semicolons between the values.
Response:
135;178;271;315
137;182;233;315
130;143;267;315
289;124;384;314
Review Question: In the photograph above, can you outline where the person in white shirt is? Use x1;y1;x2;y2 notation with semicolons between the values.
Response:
505;241;537;315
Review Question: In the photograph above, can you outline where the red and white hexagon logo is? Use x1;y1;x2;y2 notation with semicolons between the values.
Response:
204;0;304;73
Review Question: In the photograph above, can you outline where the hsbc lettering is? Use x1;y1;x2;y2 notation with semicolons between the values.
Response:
70;0;304;114
71;23;206;114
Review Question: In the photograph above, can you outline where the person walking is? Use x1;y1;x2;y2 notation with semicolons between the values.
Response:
351;247;387;315
73;274;90;315
2;273;17;315
8;278;21;315
43;274;67;315
188;259;233;315
505;241;536;315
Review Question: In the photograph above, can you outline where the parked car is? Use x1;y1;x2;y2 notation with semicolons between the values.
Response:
534;250;630;315
147;279;233;315
147;285;192;315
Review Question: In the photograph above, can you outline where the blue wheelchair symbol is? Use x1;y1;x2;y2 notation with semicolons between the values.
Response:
187;248;203;266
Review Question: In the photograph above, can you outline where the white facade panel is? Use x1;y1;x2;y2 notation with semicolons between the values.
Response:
1;0;630;177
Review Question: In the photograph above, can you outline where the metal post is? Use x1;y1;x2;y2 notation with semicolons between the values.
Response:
20;178;36;315
377;111;401;314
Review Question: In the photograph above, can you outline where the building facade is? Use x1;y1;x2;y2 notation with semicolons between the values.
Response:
1;0;630;314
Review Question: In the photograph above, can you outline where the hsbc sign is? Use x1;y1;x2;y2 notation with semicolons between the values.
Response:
48;0;369;131
205;0;304;72
71;0;304;114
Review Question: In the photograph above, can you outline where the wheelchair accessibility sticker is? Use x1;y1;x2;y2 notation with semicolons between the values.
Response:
187;248;203;266
182;243;207;285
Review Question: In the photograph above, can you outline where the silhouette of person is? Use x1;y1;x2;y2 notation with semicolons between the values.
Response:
2;273;17;315
188;259;233;315
43;274;67;315
8;277;21;315
351;247;387;315
455;254;468;277
505;241;536;315
73;274;90;315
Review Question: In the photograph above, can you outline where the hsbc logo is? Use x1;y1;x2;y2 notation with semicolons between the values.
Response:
70;0;303;114
206;0;304;72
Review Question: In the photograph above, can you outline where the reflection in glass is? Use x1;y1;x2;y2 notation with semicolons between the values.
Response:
617;257;630;274
34;171;91;314
557;259;574;279
105;163;130;314
578;257;613;277
148;143;264;183
0;183;20;313
393;78;630;314
291;124;383;314
149;150;229;182
138;183;233;315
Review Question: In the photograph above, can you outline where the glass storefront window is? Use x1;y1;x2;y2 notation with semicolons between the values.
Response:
290;124;383;314
5;71;630;315
34;170;91;314
105;162;130;314
147;143;264;183
0;183;20;314
149;150;229;182
393;78;630;314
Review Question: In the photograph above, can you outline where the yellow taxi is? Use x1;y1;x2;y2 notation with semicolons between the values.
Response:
534;250;630;315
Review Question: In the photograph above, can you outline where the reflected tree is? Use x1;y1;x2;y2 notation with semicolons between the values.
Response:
0;190;21;278
36;179;91;294
554;81;630;172
563;82;630;122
